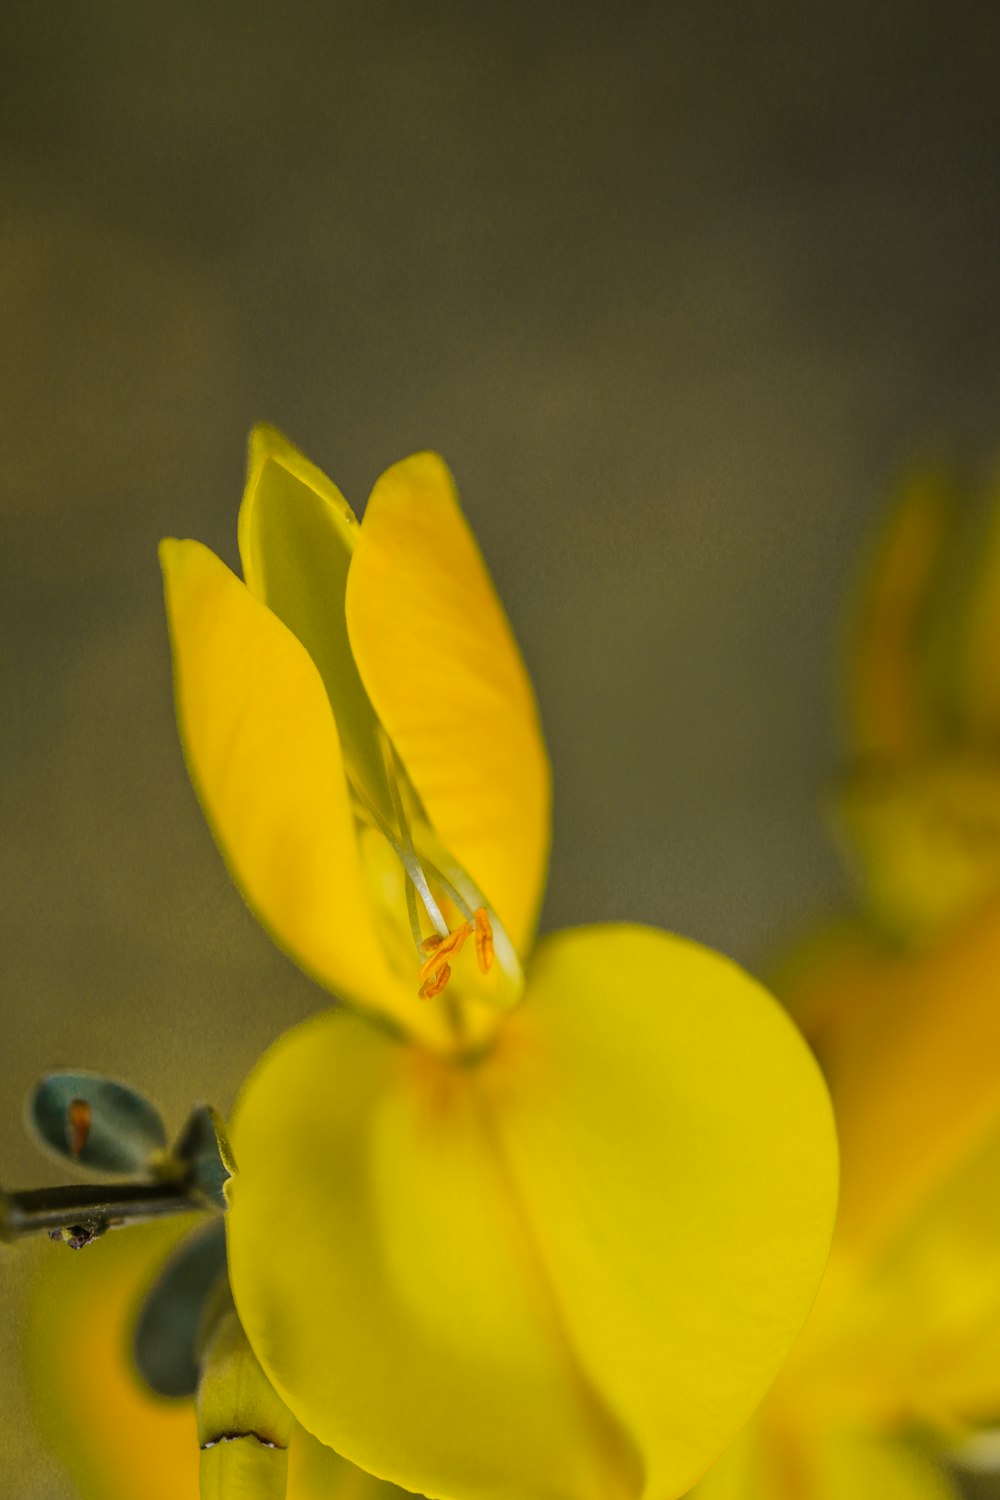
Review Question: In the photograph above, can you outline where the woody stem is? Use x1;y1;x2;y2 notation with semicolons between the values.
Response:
0;1180;206;1244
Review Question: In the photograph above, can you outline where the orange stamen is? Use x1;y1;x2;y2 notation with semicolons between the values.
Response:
418;921;472;983
66;1098;91;1159
419;963;452;1000
473;908;494;974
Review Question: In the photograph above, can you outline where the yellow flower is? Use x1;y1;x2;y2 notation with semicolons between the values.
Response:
688;468;1000;1500
160;428;838;1500
836;467;1000;944
26;1218;403;1500
690;899;1000;1500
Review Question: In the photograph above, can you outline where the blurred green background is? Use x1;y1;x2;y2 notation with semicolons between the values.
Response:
2;2;1000;1493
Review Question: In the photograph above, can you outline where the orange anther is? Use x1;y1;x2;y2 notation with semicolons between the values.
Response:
418;921;472;983
419;963;452;1000
66;1098;91;1159
473;908;494;974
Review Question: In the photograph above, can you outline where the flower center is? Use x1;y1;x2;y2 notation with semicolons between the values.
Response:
350;731;519;1007
418;907;495;1000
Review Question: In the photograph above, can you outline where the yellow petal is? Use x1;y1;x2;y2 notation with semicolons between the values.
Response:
26;1218;202;1500
782;897;1000;1271
345;453;550;958
228;925;837;1500
691;1411;960;1500
767;917;879;1044
292;1429;417;1500
843;471;953;761
814;1112;1000;1430
809;1433;961;1500
956;472;1000;746
237;426;395;831
483;926;838;1499
683;1415;773;1500
160;537;448;1048
229;1008;628;1500
834;757;1000;946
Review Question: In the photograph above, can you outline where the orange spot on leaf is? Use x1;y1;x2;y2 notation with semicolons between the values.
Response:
66;1099;92;1160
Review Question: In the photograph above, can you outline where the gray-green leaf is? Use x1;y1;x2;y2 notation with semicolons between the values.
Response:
27;1072;167;1175
133;1219;228;1397
172;1105;236;1210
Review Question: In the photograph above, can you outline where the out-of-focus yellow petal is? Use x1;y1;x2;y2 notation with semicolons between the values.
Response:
957;474;1000;748
237;426;395;830
26;1218;201;1500
690;1412;960;1500
768;917;878;1044
777;896;1000;1272
228;925;837;1500
810;1113;1000;1431
484;926;838;1499
835;757;1000;946
25;1215;404;1500
160;538;447;1049
346;453;550;958
843;473;953;761
793;1429;959;1500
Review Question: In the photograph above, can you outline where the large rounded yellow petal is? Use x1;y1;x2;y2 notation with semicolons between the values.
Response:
237;426;395;832
160;537;447;1048
345;453;550;958
228;925;836;1500
229;1009;630;1500
483;926;838;1499
26;1218;202;1500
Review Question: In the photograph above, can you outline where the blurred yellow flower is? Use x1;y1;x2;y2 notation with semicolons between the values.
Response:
28;1219;200;1500
689;467;1000;1500
161;428;837;1500
26;1218;413;1500
690;901;1000;1500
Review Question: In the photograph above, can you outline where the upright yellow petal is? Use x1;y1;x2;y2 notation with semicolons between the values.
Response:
237;426;395;831
346;454;550;958
161;538;448;1048
842;472;953;761
228;925;837;1500
484;926;838;1500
